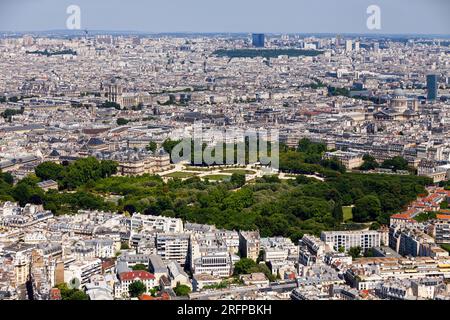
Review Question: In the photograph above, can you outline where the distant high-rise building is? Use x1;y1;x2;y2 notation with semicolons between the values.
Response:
335;34;342;47
345;39;353;52
281;34;289;41
354;41;360;52
252;33;265;48
427;74;438;101
373;42;380;52
22;35;34;46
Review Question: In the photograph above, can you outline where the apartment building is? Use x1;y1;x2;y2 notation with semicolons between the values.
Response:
130;214;183;234
156;233;190;266
389;225;444;257
260;237;298;263
239;231;260;261
345;257;450;290
64;258;102;285
115;271;156;298
192;252;236;278
435;217;450;244
320;230;381;252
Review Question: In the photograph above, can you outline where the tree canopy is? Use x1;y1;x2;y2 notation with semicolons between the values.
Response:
54;283;89;300
128;280;146;298
173;283;191;296
0;140;433;241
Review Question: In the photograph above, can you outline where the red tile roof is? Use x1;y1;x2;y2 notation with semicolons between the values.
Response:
119;271;155;281
139;292;171;300
391;213;413;220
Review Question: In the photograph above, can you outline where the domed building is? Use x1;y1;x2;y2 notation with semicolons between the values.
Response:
374;89;420;121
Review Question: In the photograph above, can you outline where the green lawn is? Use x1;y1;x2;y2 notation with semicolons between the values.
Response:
343;206;353;222
219;169;256;175
202;174;231;181
441;244;450;253
183;166;214;172
164;171;197;179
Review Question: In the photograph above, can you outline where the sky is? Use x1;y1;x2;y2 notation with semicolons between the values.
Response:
0;0;449;35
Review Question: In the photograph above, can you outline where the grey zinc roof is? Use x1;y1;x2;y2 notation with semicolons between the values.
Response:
149;254;167;274
167;261;188;279
116;261;131;274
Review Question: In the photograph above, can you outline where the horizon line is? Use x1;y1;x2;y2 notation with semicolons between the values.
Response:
1;29;450;38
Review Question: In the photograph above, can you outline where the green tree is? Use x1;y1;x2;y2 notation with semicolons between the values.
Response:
297;138;326;154
54;283;89;300
116;118;130;126
162;138;182;156
348;246;362;259
69;290;89;300
360;154;379;171
100;101;121;109
149;286;159;297
12;177;44;206
0;170;13;185
1;107;23;119
332;201;344;223
146;141;158;153
370;222;381;230
100;160;118;177
123;204;137;214
173;283;191;296
230;173;246;188
256;250;265;263
129;280;146;298
35;162;64;182
352;195;382;222
381;156;409;172
233;258;257;275
132;264;147;271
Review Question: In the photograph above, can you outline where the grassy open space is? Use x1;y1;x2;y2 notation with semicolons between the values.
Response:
202;174;231;181
219;169;256;175
343;206;353;222
183;166;215;172
164;171;197;179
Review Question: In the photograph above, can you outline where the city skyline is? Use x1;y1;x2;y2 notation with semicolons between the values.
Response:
0;0;449;35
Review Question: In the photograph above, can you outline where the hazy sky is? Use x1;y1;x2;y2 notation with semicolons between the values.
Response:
0;0;449;34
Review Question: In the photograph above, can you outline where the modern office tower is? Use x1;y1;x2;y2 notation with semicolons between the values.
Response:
345;39;353;52
427;74;438;101
354;41;360;52
335;34;342;47
252;33;265;48
373;42;380;52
